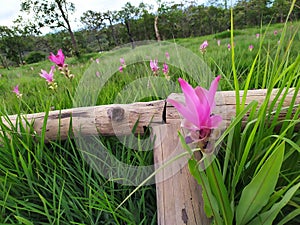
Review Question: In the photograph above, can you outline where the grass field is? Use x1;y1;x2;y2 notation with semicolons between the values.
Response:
0;17;299;224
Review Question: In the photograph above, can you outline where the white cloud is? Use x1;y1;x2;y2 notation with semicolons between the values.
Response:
0;0;21;27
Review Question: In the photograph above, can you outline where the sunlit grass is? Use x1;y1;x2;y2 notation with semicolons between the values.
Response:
0;19;299;224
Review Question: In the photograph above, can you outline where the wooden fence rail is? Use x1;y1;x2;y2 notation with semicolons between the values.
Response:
2;88;299;141
1;88;299;225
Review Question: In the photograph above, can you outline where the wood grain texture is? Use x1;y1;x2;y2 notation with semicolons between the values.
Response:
167;88;300;128
151;123;210;225
1;88;299;141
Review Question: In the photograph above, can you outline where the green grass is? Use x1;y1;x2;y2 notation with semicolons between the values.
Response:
0;18;300;224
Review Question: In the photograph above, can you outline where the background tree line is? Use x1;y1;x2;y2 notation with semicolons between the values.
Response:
0;0;299;67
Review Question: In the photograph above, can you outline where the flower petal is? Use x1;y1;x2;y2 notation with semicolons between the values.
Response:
178;78;203;125
208;75;221;109
194;86;210;121
167;98;199;127
207;115;222;128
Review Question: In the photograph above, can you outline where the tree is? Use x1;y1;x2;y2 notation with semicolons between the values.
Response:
272;0;295;22
0;26;31;67
118;2;141;48
103;10;119;46
80;10;106;51
19;0;79;56
137;3;155;41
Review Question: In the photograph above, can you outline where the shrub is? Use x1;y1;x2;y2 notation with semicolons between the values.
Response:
214;30;244;39
25;51;47;64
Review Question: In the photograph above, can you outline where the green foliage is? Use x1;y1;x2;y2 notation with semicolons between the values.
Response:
0;13;299;224
25;51;47;64
236;143;285;225
186;3;300;224
214;30;244;39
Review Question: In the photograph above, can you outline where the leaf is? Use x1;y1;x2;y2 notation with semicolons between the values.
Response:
236;142;285;225
277;208;300;225
188;159;223;224
205;159;233;225
247;182;300;225
178;131;193;156
14;216;34;225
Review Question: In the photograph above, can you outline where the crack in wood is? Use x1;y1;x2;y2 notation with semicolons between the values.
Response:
182;208;188;224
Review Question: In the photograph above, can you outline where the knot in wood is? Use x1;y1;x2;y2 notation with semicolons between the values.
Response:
107;107;125;122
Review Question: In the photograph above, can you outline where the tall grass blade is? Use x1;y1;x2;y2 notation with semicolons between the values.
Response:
236;142;285;225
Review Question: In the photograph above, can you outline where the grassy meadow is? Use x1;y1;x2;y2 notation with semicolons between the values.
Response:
0;17;299;224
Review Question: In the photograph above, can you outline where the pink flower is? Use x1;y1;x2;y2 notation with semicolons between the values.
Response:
227;44;231;50
274;30;278;36
165;52;170;60
120;57;126;65
199;40;208;53
95;58;100;64
163;62;170;80
40;66;55;83
49;49;65;67
96;71;101;77
248;45;254;51
167;76;222;140
12;85;22;98
163;62;169;74
256;33;260;39
217;39;221;46
119;66;123;72
150;59;159;73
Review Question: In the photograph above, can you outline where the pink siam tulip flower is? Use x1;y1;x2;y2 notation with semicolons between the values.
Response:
199;40;208;53
248;45;254;51
95;58;100;64
217;39;221;46
120;57;126;65
227;44;231;51
40;66;55;83
163;62;170;80
167;76;222;143
274;30;278;36
96;71;101;77
165;52;170;60
256;33;260;39
49;49;65;67
163;62;169;75
12;85;22;98
119;66;123;72
150;59;159;73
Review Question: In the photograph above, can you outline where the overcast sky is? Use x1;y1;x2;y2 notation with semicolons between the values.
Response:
0;0;208;33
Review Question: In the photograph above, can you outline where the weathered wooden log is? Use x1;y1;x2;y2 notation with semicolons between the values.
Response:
167;88;300;128
0;100;165;141
1;88;299;141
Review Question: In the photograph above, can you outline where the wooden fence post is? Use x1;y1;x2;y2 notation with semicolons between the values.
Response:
151;123;210;225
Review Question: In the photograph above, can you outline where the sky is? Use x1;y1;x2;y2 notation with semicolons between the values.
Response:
0;0;207;33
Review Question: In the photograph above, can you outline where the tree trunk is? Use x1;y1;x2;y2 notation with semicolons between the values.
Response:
95;33;102;51
0;54;9;69
125;20;135;49
109;19;118;46
154;16;161;41
56;0;79;56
